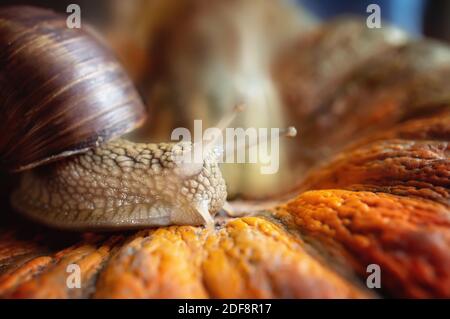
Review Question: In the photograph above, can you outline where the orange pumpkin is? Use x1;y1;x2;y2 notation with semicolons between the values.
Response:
1;106;448;298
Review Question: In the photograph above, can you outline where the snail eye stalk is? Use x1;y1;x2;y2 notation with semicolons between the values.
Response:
202;103;246;154
223;125;297;160
174;103;297;177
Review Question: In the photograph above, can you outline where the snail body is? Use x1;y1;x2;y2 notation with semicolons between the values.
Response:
0;6;226;230
12;139;226;230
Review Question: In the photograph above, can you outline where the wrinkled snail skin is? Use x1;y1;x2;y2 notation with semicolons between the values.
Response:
11;139;227;230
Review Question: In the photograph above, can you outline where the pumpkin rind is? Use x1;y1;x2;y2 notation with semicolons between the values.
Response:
276;190;450;298
298;111;450;207
0;108;449;298
0;218;370;298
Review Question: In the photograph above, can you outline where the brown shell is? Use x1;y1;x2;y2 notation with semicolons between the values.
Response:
0;6;146;172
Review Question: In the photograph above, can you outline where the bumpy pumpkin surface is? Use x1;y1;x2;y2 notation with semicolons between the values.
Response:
0;18;449;299
0;108;448;298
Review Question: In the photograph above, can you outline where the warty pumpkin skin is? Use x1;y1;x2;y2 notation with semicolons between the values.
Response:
299;111;450;207
0;18;449;299
0;217;372;298
0;110;448;298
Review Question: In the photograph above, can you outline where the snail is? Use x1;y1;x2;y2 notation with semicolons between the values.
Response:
0;6;296;231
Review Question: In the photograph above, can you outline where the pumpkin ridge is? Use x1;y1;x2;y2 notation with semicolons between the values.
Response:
276;190;450;297
6;234;122;298
296;112;450;207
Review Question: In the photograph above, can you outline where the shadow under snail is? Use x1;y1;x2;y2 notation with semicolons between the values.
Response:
0;6;296;231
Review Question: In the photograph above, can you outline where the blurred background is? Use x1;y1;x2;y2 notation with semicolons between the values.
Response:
299;0;450;39
1;0;449;40
0;0;449;200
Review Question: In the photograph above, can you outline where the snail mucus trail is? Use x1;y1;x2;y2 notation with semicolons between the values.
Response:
12;106;297;231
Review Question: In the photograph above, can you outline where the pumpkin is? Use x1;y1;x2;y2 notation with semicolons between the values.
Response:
1;108;448;299
0;16;449;299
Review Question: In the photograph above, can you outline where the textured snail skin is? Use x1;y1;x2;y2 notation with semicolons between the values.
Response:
11;139;227;230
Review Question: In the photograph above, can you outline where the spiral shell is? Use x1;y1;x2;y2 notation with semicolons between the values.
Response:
0;6;146;171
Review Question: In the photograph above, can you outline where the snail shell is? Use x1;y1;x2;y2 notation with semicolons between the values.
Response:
0;6;146;172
